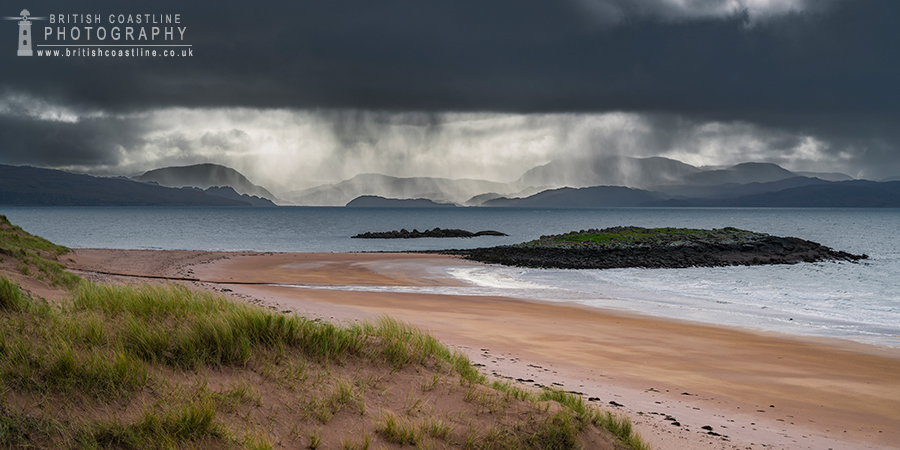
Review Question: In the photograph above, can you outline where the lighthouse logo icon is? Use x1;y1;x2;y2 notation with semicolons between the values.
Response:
4;9;45;56
17;9;33;56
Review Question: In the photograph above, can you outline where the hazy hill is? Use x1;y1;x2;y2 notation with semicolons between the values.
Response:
136;163;277;201
513;156;841;192
727;180;900;207
515;155;702;189
0;165;254;206
345;195;456;207
478;176;900;208
794;171;854;182
482;185;663;208
287;173;515;206
287;156;702;206
678;162;797;186
464;192;505;206
651;180;900;207
197;186;277;207
659;176;832;199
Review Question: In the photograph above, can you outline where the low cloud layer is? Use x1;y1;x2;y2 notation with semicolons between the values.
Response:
2;97;892;193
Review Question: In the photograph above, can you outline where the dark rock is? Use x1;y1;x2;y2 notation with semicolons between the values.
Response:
352;228;508;239
474;230;507;236
437;228;866;269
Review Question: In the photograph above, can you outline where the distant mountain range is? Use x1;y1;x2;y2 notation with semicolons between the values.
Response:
481;178;900;208
289;156;864;206
336;156;898;208
0;165;273;207
3;157;899;208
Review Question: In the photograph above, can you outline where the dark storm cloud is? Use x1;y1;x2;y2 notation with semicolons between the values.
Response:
2;0;893;116
0;110;148;167
2;0;899;180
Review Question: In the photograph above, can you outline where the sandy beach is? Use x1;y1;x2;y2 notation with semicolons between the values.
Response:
70;249;900;450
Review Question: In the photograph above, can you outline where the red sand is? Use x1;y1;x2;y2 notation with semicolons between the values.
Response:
71;249;900;450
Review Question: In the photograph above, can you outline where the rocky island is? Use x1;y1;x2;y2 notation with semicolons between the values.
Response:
353;227;508;239
440;226;867;269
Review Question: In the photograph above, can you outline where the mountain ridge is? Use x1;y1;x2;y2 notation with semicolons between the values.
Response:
286;156;861;206
5;158;897;208
136;163;278;202
0;165;256;207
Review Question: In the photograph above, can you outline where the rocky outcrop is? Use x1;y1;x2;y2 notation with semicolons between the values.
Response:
352;228;507;239
439;226;866;269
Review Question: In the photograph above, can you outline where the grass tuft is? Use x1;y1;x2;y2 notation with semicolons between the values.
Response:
528;411;580;450
0;276;29;311
307;430;323;449
85;398;227;449
375;410;419;445
421;417;452;440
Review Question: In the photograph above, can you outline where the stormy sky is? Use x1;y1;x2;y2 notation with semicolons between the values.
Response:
2;0;898;192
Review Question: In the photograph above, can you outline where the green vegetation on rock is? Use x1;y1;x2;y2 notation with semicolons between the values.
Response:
524;226;766;249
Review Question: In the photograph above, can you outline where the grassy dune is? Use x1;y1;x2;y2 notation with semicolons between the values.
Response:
0;215;81;289
0;215;650;449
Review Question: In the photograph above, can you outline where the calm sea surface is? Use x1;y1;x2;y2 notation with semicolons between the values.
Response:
3;206;898;348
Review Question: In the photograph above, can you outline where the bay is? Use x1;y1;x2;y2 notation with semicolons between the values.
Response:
2;206;898;347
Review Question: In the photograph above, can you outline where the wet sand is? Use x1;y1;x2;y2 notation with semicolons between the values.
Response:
71;249;900;450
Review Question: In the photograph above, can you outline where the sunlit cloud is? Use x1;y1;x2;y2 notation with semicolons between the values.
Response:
574;0;829;24
0;92;98;123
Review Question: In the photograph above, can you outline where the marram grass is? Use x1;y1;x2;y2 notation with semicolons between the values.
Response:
83;397;225;450
70;282;369;368
0;275;650;449
0;275;29;311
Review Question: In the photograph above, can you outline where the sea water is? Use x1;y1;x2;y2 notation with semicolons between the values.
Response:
2;206;898;348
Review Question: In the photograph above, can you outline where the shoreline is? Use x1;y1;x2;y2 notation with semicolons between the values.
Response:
69;249;900;450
